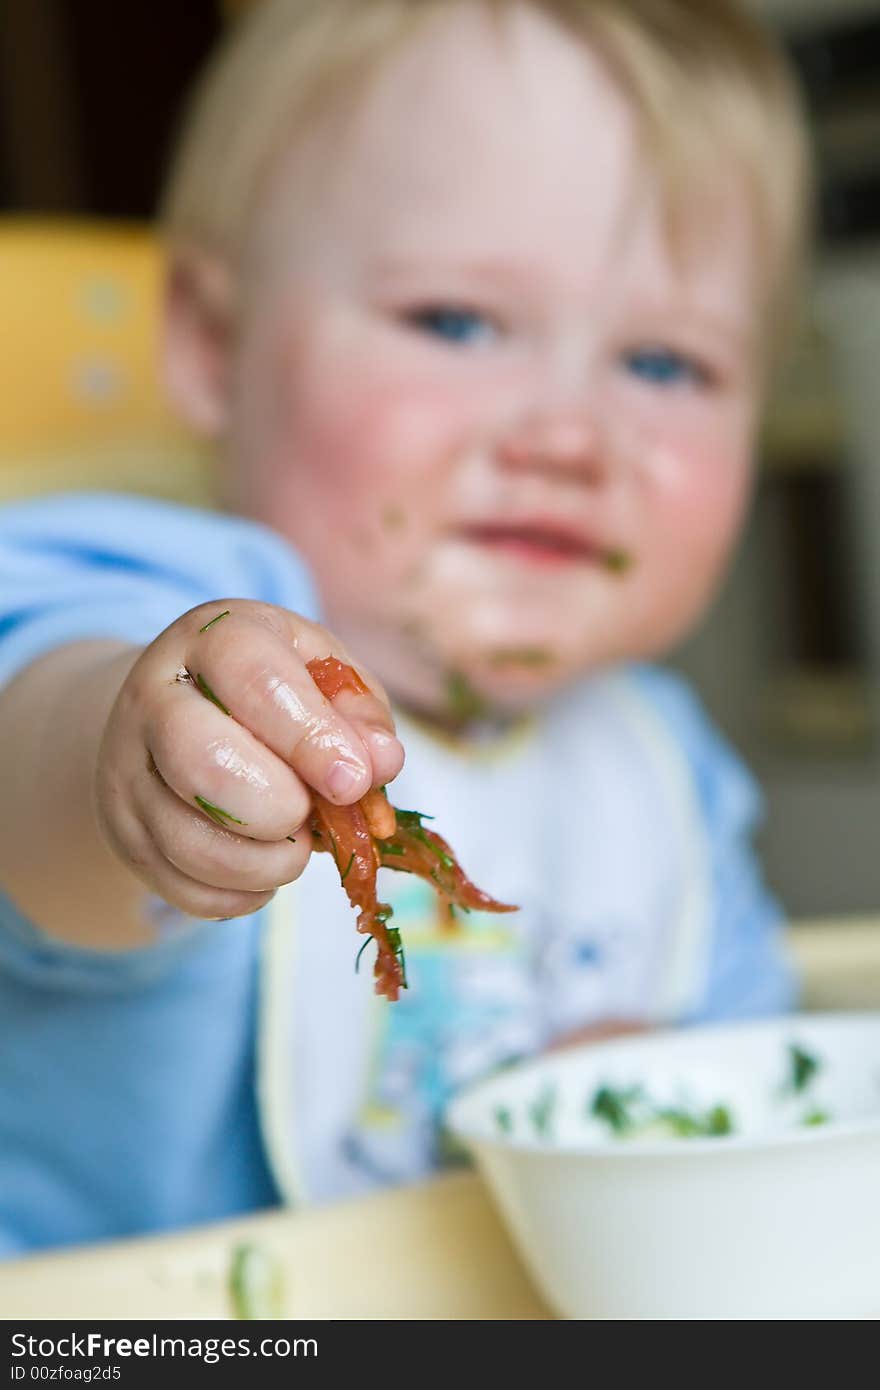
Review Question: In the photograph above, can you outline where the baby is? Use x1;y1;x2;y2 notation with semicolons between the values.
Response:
0;0;810;1251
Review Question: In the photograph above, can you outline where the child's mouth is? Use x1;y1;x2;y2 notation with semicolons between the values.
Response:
459;521;623;570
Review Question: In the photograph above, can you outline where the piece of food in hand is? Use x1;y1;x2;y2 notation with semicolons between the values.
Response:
306;656;518;1001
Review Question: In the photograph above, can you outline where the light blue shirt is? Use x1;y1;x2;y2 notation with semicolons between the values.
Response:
0;492;795;1254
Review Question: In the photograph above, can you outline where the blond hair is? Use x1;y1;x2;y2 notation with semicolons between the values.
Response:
162;0;811;338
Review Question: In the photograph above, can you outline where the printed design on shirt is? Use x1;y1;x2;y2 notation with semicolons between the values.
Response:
342;874;536;1183
339;877;660;1184
534;906;659;1033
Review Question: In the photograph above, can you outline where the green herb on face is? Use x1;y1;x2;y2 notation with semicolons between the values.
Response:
529;1085;558;1140
445;670;492;725
487;647;556;669
603;549;634;575
400;617;428;643
194;795;246;828
788;1043;821;1095
199;610;231;633
193;672;231;716
228;1242;284;1320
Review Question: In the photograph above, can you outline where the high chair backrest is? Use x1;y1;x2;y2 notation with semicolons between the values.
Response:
0;218;213;505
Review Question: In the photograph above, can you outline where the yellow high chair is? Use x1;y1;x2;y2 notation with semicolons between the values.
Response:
0;218;214;505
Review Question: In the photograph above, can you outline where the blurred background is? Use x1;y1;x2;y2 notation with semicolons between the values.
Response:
0;0;878;920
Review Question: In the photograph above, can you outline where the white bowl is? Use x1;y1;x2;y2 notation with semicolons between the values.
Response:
446;1013;880;1320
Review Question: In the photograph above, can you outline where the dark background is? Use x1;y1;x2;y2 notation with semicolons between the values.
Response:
0;0;221;219
2;0;879;239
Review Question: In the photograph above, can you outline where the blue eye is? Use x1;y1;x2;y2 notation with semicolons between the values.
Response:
623;348;707;387
407;307;496;346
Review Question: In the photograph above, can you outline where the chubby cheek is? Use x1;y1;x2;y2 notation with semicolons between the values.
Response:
634;429;753;649
232;314;471;609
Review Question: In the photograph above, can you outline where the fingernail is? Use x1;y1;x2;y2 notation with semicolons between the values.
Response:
327;758;367;801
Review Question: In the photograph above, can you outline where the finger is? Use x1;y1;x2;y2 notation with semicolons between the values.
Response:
254;607;395;715
187;602;404;784
302;652;405;788
133;756;313;892
147;679;313;840
180;608;384;803
104;790;279;921
183;601;396;720
355;723;405;788
274;614;405;784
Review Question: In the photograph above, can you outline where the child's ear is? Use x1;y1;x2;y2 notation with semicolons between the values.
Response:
163;245;236;437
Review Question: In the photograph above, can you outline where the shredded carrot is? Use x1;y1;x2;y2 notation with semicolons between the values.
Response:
306;656;517;999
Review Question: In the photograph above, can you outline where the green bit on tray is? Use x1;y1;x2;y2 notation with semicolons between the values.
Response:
228;1242;285;1320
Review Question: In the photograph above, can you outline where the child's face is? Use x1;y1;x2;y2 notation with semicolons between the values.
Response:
181;3;764;719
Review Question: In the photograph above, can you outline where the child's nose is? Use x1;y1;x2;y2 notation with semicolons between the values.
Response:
496;410;606;484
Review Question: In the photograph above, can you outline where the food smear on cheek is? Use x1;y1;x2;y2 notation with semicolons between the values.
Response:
381;504;407;532
602;548;634;575
445;669;494;725
486;647;557;670
305;655;517;1001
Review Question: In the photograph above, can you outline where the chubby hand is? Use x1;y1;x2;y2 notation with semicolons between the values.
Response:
95;600;405;920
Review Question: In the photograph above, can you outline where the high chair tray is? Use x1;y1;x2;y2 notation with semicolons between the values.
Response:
0;1170;550;1320
3;917;879;1320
